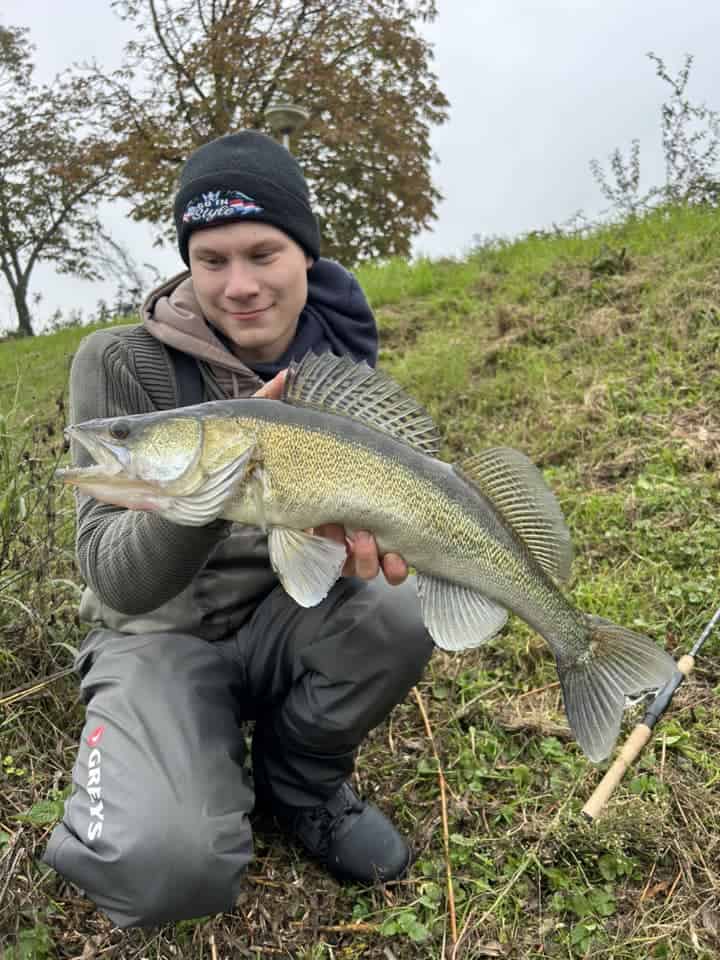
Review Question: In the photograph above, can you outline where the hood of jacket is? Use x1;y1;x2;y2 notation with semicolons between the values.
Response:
142;258;378;395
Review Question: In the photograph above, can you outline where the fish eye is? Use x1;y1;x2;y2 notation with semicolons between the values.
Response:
109;420;131;441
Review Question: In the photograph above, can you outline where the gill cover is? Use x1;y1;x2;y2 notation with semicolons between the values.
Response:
124;416;203;488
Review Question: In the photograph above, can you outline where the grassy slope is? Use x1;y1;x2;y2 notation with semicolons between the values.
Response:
1;204;719;958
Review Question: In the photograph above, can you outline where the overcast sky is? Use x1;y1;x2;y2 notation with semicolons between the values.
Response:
3;0;719;333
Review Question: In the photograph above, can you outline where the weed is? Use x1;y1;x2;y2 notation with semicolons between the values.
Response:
1;920;53;959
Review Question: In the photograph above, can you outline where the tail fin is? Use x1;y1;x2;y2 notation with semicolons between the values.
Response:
558;615;678;762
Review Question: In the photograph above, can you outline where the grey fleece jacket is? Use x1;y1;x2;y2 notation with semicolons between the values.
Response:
70;261;377;640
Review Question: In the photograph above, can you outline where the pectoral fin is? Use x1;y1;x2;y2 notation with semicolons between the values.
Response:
268;527;348;607
417;574;508;650
151;447;256;526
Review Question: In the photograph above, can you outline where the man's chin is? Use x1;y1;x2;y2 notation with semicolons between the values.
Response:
223;331;291;364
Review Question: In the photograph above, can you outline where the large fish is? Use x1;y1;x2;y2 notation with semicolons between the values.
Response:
59;352;677;761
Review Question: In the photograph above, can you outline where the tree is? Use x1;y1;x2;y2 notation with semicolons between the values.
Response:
650;52;720;205
93;235;162;320
0;25;117;336
590;52;720;219
94;0;449;264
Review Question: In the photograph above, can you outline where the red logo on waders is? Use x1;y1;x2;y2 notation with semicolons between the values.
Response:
87;725;105;747
86;727;106;842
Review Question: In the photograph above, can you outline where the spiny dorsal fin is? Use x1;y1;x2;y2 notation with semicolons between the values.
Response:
283;351;442;455
456;447;573;582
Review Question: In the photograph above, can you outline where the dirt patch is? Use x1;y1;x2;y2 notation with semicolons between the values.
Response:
376;303;430;352
576;306;640;341
670;405;720;468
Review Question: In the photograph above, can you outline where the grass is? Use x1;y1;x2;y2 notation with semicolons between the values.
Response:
0;320;125;423
1;202;720;958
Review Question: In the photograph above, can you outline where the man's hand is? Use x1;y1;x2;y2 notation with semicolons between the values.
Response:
313;523;408;586
253;370;286;399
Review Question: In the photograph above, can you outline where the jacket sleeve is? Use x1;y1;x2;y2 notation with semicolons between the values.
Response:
69;330;230;615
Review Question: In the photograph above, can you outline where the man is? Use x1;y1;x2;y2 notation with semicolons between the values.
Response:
42;131;434;928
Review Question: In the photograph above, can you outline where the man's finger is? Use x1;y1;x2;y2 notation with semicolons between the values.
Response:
253;370;286;399
381;552;408;586
312;523;353;575
352;530;380;580
313;523;347;545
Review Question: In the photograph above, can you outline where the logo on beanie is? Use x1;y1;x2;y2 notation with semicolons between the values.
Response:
182;189;264;225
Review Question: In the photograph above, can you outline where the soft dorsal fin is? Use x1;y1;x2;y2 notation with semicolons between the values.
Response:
456;448;574;582
283;351;442;455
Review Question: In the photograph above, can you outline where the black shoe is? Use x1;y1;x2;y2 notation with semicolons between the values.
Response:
264;781;411;885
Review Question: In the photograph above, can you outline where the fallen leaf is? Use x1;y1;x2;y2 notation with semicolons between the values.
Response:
642;881;669;901
475;943;508;957
701;908;719;938
80;936;103;960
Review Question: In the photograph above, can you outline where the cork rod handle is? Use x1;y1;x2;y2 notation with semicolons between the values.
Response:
582;654;696;821
676;654;695;676
582;724;653;820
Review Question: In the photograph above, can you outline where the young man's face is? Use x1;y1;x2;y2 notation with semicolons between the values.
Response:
188;221;313;364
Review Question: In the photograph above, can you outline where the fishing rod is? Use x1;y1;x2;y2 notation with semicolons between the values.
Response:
582;603;720;820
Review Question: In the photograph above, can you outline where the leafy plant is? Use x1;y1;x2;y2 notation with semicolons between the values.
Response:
86;0;449;266
590;52;720;218
1;921;54;960
381;908;431;943
13;787;70;827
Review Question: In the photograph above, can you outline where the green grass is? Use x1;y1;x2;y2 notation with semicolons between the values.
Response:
0;320;123;421
355;255;479;307
1;202;719;958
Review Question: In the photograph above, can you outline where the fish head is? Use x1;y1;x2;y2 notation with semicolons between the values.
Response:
59;411;205;507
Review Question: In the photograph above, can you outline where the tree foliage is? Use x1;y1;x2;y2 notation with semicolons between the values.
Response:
96;0;449;265
0;25;118;336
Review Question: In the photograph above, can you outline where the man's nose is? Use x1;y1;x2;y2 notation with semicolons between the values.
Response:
225;261;261;299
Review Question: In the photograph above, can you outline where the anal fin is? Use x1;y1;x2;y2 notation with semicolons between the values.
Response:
417;574;508;651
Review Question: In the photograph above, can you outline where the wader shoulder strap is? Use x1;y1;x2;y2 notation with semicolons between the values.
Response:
166;346;204;407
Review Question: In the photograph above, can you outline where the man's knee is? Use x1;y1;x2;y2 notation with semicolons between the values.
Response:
285;578;433;753
46;798;253;928
121;814;252;926
360;576;433;682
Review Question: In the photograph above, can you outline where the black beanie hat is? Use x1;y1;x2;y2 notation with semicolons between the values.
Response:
173;131;320;265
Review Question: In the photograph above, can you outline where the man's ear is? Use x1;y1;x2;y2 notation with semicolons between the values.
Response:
306;255;314;270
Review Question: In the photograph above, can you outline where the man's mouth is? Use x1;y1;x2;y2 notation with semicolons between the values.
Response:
227;304;273;319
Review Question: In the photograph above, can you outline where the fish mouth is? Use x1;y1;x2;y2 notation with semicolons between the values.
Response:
57;426;132;484
57;427;164;511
